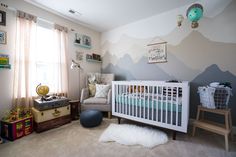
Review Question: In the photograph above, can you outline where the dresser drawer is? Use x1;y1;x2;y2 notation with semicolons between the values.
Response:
32;105;70;123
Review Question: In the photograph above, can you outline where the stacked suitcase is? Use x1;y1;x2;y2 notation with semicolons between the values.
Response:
32;97;71;132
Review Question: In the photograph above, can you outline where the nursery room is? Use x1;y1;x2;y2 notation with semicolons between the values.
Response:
0;0;236;156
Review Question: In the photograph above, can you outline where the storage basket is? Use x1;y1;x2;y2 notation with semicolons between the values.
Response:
198;86;231;109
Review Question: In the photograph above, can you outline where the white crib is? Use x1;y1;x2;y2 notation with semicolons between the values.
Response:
112;81;190;135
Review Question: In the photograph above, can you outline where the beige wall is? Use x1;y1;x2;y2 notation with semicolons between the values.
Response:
0;0;101;118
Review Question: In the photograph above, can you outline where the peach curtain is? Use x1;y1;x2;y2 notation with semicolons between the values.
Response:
13;11;37;108
53;24;69;97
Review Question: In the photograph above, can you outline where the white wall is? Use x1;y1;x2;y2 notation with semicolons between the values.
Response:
0;0;101;118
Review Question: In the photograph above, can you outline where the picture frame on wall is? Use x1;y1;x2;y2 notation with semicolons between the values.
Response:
147;42;167;63
0;10;6;26
82;35;91;48
0;30;7;44
74;33;83;45
74;33;92;49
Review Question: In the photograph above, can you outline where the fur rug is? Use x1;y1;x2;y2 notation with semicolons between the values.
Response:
99;124;168;148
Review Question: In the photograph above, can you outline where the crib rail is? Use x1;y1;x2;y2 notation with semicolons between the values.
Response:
112;81;190;133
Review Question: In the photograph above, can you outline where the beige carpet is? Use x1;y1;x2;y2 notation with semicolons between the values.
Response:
0;118;235;157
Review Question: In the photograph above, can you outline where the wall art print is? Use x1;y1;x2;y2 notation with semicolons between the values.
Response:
147;42;167;63
74;33;91;49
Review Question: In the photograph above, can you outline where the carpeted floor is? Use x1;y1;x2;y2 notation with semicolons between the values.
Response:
0;118;235;157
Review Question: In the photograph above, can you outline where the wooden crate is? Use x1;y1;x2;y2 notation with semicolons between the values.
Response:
1;116;33;141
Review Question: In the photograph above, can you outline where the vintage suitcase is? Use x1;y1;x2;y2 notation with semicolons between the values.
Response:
32;106;71;132
34;97;69;111
32;105;71;123
34;115;71;133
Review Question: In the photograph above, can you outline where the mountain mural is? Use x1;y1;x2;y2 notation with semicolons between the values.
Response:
101;31;236;125
102;53;174;80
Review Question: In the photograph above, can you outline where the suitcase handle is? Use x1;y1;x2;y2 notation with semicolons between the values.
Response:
52;109;61;117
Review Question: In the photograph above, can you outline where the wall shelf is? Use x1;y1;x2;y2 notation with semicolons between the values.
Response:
0;64;11;69
86;59;102;63
74;42;91;49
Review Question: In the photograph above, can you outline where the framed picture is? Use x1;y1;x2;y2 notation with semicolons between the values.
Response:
86;54;92;60
82;35;91;48
76;51;83;61
74;33;92;49
0;10;6;26
92;53;101;61
147;42;167;63
0;30;7;44
74;33;83;45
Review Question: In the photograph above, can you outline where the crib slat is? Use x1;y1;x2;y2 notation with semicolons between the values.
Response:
156;86;159;122
152;86;154;121
171;87;173;125
125;85;127;115
119;85;121;114
147;86;150;120
143;85;145;119
139;85;141;118
161;86;163;123
176;88;179;126
135;85;138;117
130;86;136;116
116;84;118;113
128;85;131;116
165;87;168;124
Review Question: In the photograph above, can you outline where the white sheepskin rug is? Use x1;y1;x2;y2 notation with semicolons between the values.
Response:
99;124;168;148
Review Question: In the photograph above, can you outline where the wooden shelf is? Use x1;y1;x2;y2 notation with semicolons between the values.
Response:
86;59;102;63
193;120;230;135
193;106;233;151
0;64;11;69
74;42;91;49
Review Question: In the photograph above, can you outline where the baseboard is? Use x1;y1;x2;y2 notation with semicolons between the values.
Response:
189;118;236;134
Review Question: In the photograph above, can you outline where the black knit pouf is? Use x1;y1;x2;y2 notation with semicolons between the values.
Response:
80;110;103;127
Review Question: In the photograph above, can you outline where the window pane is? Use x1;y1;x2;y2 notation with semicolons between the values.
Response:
35;24;60;94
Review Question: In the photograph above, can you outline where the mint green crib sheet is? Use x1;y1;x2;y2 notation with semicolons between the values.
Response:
116;94;182;112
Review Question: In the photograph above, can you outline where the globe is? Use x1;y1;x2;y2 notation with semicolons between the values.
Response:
36;84;49;97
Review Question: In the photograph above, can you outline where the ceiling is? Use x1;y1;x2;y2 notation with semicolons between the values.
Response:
25;0;198;32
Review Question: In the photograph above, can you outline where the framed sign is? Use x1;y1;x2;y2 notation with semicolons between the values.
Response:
147;42;167;63
0;10;6;26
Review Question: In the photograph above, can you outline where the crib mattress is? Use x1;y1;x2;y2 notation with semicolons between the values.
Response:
116;94;182;112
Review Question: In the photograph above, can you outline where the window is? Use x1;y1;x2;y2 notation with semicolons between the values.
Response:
34;22;62;95
14;12;68;107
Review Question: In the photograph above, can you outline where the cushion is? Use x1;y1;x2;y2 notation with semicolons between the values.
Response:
88;83;96;96
80;110;103;128
83;97;107;104
95;84;110;98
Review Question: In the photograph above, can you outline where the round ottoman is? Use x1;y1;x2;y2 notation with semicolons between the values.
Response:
80;110;103;128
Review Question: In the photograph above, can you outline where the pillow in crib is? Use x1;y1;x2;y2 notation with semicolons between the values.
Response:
95;84;111;98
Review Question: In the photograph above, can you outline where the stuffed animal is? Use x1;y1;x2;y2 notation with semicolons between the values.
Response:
128;86;145;93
